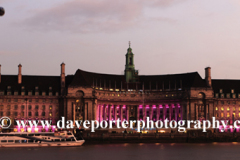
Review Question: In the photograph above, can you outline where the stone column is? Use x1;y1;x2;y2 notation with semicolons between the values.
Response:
108;105;111;121
143;105;146;122
127;105;129;121
150;105;153;120
157;105;160;121
169;105;172;121
115;105;118;121
103;105;107;121
73;103;76;125
196;104;198;120
120;105;123;122
137;106;140;120
175;104;178;121
163;105;166;120
99;104;102;122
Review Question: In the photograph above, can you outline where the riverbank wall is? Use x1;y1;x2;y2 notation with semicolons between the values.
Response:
79;130;240;144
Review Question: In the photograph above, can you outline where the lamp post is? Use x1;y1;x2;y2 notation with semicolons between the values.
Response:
0;7;5;16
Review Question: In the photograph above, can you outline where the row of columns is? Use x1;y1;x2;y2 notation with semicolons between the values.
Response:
98;104;182;122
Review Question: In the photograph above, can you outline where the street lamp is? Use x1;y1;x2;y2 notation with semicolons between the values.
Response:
0;7;5;16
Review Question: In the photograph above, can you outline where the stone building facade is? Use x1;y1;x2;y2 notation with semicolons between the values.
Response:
0;44;237;130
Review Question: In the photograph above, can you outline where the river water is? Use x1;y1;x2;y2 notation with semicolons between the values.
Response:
0;143;240;160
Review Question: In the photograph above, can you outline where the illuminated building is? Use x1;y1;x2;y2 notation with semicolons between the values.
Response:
0;43;238;131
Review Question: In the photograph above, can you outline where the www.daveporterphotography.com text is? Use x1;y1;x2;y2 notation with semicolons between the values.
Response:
10;117;240;133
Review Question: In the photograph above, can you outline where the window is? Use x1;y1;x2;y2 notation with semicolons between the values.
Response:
221;94;224;98
42;92;46;96
14;112;18;116
29;99;32;102
35;99;39;102
221;112;224;118
7;92;11;95
220;89;223;93
216;107;218;111
35;86;38;90
28;112;32;116
6;111;10;116
221;107;224;111
28;105;32;110
7;99;11;102
42;112;45;116
227;107;230;111
0;105;3;110
42;105;45;110
28;91;32;96
221;101;224;105
55;92;59;96
14;91;18;95
21;105;25;110
226;94;230;98
35;112;38;116
215;93;219;98
0;91;4;95
42;99;46;103
21;112;24;117
35;92;39;96
35;105;39;110
49;112;52;117
7;105;10;110
227;112;230;117
49;92;52;96
49;87;52;90
21;92;25;96
233;94;236;98
233;107;236;111
49;105;52;110
233;113;236;117
14;99;18;102
14;105;18;110
231;89;234;93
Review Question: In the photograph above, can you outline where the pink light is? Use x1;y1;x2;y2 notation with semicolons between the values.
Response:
153;105;156;108
159;105;163;108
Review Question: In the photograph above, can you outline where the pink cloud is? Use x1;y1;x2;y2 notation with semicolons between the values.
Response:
21;0;187;33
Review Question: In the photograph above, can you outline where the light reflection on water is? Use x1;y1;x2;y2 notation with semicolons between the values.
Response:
0;143;240;160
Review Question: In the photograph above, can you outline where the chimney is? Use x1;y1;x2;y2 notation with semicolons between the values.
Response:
60;62;65;95
18;64;22;84
205;67;211;87
0;64;1;83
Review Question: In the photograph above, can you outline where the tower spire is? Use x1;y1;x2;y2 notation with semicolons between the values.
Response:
129;41;131;48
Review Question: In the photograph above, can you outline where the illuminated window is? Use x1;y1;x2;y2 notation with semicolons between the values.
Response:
227;113;230;117
49;105;52;110
227;107;230;111
221;107;224;111
233;107;236;111
28;91;32;96
215;93;219;98
220;89;223;93
221;94;224;98
233;113;236;117
227;94;230;98
21;91;25;96
49;112;52;117
42;92;46;96
239;113;240;117
231;89;234;93
233;94;236;98
216;107;218;111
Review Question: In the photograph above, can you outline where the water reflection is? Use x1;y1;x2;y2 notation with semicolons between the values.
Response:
0;143;240;160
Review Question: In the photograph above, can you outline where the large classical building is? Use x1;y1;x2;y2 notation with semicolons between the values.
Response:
0;44;239;131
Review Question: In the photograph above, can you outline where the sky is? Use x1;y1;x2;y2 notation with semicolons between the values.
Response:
1;0;240;79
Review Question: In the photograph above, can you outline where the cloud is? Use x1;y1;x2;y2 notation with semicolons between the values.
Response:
20;0;187;33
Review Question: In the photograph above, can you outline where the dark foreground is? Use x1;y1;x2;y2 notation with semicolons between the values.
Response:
80;130;240;144
0;143;240;160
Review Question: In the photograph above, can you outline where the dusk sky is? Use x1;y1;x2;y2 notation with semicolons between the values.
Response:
1;0;240;79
